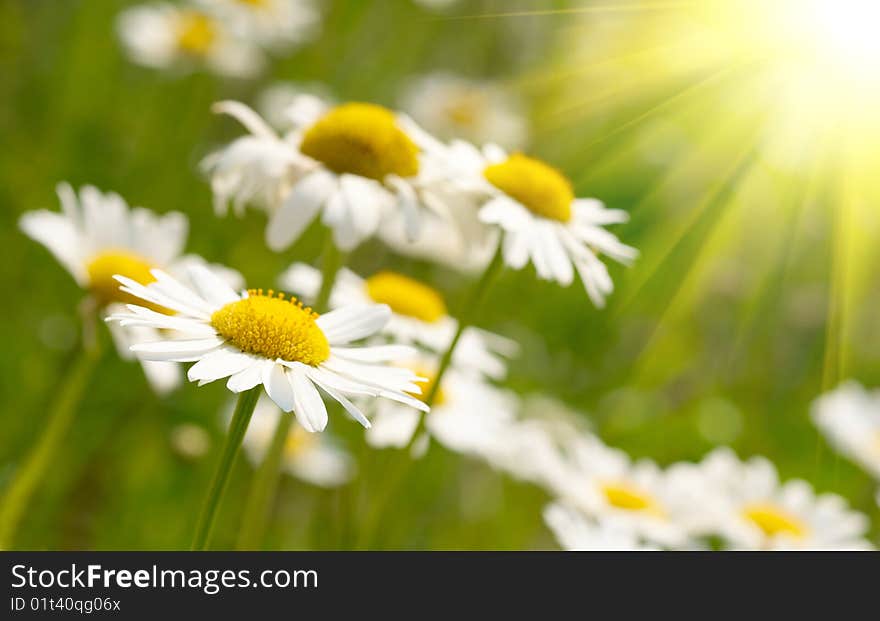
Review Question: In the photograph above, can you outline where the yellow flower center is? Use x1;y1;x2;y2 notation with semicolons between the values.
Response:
443;91;485;127
601;481;661;514
483;153;574;222
407;368;445;407
364;271;447;323
743;504;807;539
284;425;318;457
176;11;217;56
86;250;164;310
299;103;420;181
210;290;330;365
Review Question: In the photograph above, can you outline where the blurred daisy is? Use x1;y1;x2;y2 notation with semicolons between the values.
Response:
240;394;353;487
195;0;320;51
366;361;517;467
257;82;335;132
696;448;873;550
19;183;240;395
544;434;706;547
544;503;659;551
811;381;880;480
170;423;212;460
400;72;528;149
107;264;428;432
442;141;637;307
203;97;450;252
117;3;264;77
280;263;516;379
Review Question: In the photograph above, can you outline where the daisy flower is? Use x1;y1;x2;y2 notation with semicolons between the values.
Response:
543;434;707;548
439;141;638;307
107;263;428;432
195;0;320;52
117;3;264;78
811;381;880;480
543;503;659;551
695;448;873;550
257;82;335;132
400;71;529;150
366;358;518;468
240;394;353;487
202;96;451;252
279;263;517;380
19;183;240;395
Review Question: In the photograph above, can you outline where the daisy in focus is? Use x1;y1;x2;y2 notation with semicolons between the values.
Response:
811;381;880;480
694;448;873;550
543;503;659;551
195;0;320;52
440;141;638;307
365;357;518;465
240;394;353;487
279;263;517;380
107;264;428;432
117;3;264;78
400;71;528;150
18;183;240;395
202;96;452;252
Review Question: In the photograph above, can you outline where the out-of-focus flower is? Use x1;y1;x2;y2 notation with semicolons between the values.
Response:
366;360;518;467
170;423;212;460
240;394;354;487
257;82;335;132
543;503;659;551
279;263;516;380
203;98;453;252
542;434;707;547
107;264;428;431
400;72;528;150
811;381;880;480
19;183;241;394
693;448;873;550
195;0;320;52
438;142;637;307
117;3;264;77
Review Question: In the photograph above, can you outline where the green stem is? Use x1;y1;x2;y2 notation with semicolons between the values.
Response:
0;344;102;550
236;411;293;550
191;386;260;551
406;243;505;447
313;229;348;314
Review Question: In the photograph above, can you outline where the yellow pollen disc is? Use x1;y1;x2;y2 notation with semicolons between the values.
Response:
176;11;217;56
407;368;445;407
364;271;447;323
284;425;317;456
601;481;661;514
743;504;807;539
299;103;420;181
483;153;574;222
86;250;165;311
210;290;330;366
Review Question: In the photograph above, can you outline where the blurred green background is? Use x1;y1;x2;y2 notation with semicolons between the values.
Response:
1;0;878;549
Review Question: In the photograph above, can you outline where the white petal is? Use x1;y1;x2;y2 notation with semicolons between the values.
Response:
265;171;333;252
262;362;296;412
226;363;264;393
187;348;255;383
130;337;225;362
332;344;415;363
212;100;277;140
316;304;390;344
289;365;328;432
140;360;182;395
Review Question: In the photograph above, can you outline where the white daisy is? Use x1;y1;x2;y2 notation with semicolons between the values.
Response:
366;360;518;470
694;448;873;550
106;263;428;432
240;394;353;487
279;263;517;380
543;503;659;551
438;141;638;307
811;380;880;480
202;97;452;252
19;183;240;395
542;434;707;548
195;0;320;52
116;3;264;78
400;71;528;150
257;82;335;132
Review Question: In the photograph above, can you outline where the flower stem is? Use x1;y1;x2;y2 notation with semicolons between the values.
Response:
236;411;293;550
313;229;348;314
191;386;260;551
0;343;102;550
